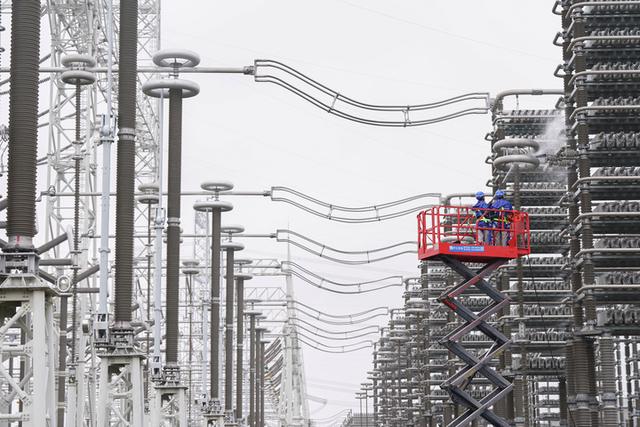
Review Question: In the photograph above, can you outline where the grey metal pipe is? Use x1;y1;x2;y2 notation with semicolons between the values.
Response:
0;65;254;75
38;269;57;285
45;190;270;197
98;0;116;319
75;264;100;283
56;294;68;425
255;331;260;427
113;0;138;324
256;330;264;427
249;314;257;427
236;277;245;419
224;248;235;411
492;88;564;111
259;338;266;427
36;232;69;254
6;0;40;249
39;258;73;266
165;88;183;365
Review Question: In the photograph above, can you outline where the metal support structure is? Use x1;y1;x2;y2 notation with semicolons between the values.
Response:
437;256;512;427
0;1;59;425
193;184;233;423
142;49;200;426
0;281;58;426
234;266;252;423
258;331;268;427
278;260;310;426
221;231;244;420
246;308;261;427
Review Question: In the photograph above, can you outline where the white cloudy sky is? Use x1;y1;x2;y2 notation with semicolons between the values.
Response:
159;1;561;422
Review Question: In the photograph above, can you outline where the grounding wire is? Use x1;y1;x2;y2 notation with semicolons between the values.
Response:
271;195;435;223
276;229;416;264
290;316;380;335
280;238;415;264
278;229;415;254
291;320;379;341
295;332;373;353
271;186;440;212
287;271;403;294
293;299;388;319
293;306;388;326
283;261;403;287
282;261;404;294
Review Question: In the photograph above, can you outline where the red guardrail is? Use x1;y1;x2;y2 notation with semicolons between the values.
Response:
418;205;530;261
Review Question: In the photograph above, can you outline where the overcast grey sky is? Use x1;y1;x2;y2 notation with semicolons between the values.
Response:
157;0;562;422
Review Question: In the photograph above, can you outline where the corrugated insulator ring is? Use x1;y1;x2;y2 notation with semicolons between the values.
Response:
492;138;540;171
142;78;199;99
61;54;96;86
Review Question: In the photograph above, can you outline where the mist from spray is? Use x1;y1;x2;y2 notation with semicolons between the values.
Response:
535;113;569;185
537;113;567;157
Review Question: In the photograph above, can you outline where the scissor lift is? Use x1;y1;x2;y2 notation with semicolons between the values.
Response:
417;206;530;426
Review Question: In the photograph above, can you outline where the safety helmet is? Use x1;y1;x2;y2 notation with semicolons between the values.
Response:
495;189;505;198
475;191;485;200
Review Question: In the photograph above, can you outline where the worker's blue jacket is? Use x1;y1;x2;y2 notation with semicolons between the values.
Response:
490;198;514;225
472;200;491;221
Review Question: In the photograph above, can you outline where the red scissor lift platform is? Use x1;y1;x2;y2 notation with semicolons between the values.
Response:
417;206;530;427
418;205;530;263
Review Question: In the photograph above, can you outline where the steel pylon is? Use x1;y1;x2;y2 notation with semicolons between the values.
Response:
437;255;512;427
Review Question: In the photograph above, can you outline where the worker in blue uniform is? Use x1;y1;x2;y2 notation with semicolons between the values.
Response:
490;189;513;246
472;191;493;244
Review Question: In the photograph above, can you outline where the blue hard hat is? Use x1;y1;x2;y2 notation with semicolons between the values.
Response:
475;191;485;199
495;189;505;198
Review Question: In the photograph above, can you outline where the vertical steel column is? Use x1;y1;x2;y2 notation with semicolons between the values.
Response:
165;88;183;368
235;272;252;420
57;279;70;426
142;59;200;426
142;58;200;388
194;190;234;406
213;210;222;397
223;245;235;412
254;326;267;427
250;315;257;426
182;261;200;424
236;276;244;418
57;56;96;425
259;338;267;427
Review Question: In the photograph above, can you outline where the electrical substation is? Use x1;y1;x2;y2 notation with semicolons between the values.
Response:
0;1;638;426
